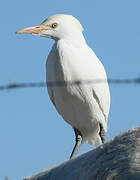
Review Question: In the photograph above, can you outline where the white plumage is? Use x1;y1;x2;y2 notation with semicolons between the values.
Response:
16;14;110;158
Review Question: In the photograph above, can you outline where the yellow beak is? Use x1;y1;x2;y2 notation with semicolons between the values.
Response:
16;24;51;34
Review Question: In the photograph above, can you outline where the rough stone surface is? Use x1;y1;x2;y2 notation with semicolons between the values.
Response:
23;127;140;180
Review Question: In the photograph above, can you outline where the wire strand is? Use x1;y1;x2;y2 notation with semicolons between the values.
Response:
0;77;140;91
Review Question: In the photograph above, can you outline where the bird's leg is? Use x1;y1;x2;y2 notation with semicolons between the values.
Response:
70;128;83;159
99;123;106;143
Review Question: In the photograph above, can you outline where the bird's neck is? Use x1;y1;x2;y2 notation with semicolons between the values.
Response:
57;32;86;47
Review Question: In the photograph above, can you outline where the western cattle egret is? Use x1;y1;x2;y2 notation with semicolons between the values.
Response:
16;14;110;159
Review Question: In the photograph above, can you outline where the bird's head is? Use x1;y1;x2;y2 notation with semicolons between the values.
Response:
16;14;84;40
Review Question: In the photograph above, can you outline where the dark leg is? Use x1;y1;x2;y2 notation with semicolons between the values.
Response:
99;123;106;143
70;128;83;159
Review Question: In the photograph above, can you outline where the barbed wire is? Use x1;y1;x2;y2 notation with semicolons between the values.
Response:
0;77;140;91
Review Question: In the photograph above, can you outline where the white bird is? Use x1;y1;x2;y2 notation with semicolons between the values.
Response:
16;14;110;159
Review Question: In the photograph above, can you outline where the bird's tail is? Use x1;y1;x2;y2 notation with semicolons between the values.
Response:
87;132;102;147
85;122;107;147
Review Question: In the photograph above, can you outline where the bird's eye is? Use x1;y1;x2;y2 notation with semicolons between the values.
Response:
51;23;58;28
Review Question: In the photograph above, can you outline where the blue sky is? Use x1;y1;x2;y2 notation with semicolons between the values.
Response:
0;0;140;179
